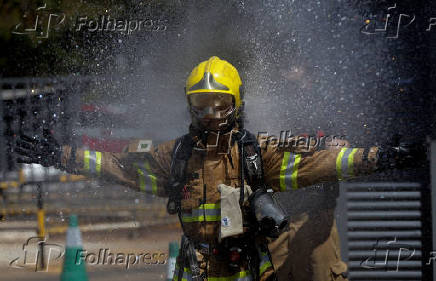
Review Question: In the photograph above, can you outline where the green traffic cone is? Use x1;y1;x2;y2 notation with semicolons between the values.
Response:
166;241;179;281
60;215;88;281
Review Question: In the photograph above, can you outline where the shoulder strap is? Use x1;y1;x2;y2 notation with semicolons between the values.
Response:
166;134;194;215
170;134;194;182
236;129;266;191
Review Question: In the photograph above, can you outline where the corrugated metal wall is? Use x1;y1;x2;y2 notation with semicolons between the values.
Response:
337;182;426;281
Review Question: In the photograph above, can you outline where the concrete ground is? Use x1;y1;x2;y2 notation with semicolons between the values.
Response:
1;223;182;281
0;180;187;280
3;266;166;281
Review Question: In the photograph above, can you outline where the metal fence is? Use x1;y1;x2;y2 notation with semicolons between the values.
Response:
0;76;173;233
337;181;430;281
0;76;85;175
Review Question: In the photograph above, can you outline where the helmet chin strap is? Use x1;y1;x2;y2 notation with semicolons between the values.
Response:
190;112;236;137
189;104;237;134
217;119;229;129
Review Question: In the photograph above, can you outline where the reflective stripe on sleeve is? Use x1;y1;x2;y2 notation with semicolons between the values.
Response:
279;152;301;191
208;270;252;281
259;251;273;276
84;150;102;175
173;266;193;281
181;203;221;223
336;148;359;181
136;161;158;195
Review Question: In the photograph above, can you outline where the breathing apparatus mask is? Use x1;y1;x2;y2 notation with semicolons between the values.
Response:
188;93;237;132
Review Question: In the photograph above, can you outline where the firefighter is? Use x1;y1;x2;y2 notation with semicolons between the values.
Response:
14;56;426;281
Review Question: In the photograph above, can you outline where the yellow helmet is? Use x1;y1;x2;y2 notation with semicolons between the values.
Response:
185;56;243;109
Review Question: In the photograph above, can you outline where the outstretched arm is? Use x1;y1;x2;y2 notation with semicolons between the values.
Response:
262;140;427;192
14;131;174;197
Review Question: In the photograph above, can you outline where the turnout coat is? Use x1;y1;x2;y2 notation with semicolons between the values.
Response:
58;129;379;280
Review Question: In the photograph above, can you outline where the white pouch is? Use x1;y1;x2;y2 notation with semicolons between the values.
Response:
218;184;252;241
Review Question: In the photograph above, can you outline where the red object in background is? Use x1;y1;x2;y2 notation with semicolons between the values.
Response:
81;104;109;114
80;103;131;152
82;135;129;153
229;250;241;262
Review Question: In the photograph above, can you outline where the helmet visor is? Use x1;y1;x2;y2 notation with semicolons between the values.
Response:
189;93;235;119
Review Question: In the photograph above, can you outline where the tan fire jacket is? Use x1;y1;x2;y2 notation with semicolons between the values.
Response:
59;130;378;244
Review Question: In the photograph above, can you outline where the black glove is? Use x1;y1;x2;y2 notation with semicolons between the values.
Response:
14;129;62;168
377;140;428;171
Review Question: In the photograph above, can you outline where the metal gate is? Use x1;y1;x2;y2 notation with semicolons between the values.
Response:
337;182;426;281
0;76;86;175
0;76;173;243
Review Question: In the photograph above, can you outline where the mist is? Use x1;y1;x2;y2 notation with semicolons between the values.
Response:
84;0;426;148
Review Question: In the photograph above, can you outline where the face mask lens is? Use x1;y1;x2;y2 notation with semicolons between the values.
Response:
189;93;234;119
189;93;233;108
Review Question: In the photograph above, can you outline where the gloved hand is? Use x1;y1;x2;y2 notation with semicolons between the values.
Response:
377;140;428;171
14;129;62;168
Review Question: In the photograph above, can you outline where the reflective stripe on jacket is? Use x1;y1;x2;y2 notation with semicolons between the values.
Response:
59;132;378;243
